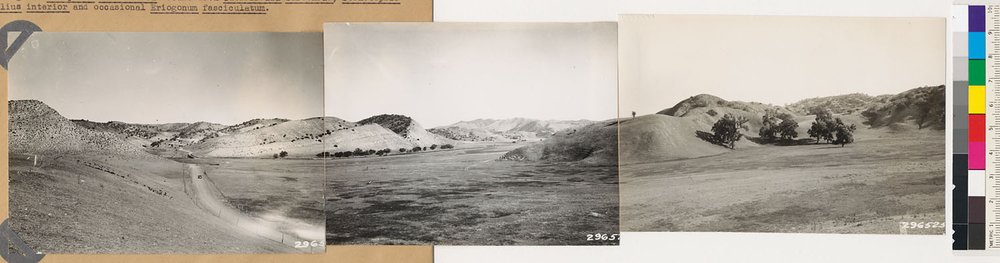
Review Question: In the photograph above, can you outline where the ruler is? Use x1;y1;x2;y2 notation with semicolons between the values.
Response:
988;4;1000;250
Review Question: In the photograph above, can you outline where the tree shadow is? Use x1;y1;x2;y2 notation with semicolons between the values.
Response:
744;136;818;146
695;130;724;147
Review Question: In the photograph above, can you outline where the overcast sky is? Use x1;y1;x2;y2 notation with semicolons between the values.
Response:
324;22;618;128
619;15;946;116
9;32;323;125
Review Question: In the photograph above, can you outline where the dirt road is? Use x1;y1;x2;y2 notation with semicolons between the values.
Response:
186;164;323;252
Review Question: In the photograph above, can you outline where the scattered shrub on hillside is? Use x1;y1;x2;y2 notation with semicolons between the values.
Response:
711;113;749;149
430;144;438;150
273;153;280;159
706;109;718;117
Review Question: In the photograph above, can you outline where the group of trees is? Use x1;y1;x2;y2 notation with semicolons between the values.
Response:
758;109;799;141
318;144;455;158
806;109;857;147
709;107;858;149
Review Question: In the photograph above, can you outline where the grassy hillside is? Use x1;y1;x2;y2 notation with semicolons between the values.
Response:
860;85;945;130
8;100;291;253
785;93;877;115
186;117;327;158
500;119;618;165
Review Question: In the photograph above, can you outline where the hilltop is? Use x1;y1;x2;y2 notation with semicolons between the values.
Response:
430;118;594;142
10;100;153;159
618;85;946;164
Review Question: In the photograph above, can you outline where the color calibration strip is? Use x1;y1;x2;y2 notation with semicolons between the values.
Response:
954;4;984;250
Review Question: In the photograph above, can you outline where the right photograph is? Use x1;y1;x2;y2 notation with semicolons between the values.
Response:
619;15;946;234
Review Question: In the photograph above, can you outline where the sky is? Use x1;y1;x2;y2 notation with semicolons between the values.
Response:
9;32;324;125
324;22;618;128
619;15;946;116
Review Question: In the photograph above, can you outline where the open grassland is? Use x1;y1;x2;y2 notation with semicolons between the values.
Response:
326;143;619;245
621;130;945;235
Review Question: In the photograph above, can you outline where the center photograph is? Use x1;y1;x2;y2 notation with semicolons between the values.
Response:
323;22;620;246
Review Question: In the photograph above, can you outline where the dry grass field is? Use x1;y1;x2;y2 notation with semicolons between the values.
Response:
326;143;620;245
621;128;944;234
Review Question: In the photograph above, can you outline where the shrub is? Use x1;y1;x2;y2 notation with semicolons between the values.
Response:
430;144;438;150
399;148;407;153
706;109;718;117
711;113;749;149
832;118;857;147
412;146;422;152
279;151;288;158
807;109;835;144
778;119;799;140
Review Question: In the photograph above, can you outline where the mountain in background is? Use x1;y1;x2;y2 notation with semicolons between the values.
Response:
429;118;595;142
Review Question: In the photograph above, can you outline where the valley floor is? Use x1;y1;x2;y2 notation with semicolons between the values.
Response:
621;130;945;234
326;142;620;245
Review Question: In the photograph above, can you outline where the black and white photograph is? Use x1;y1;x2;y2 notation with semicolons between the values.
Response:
323;22;620;245
618;15;946;234
8;32;326;253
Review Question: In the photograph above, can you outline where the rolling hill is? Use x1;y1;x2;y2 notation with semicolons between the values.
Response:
499;119;618;166
8;100;294;253
429;118;594;142
615;85;946;164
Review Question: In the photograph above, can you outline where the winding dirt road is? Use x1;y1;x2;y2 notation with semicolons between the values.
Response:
185;164;321;252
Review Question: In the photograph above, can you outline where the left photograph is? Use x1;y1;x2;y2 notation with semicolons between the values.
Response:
8;32;326;254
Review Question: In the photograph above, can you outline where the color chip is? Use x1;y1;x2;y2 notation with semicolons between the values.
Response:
955;154;969;224
971;5;986;32
970;86;985;114
971;223;986;249
971;32;986;59
955;223;969;250
971;60;985;86
970;170;986;196
971;142;986;170
970;114;985;142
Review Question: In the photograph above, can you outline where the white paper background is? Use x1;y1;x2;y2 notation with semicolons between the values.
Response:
431;0;996;262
